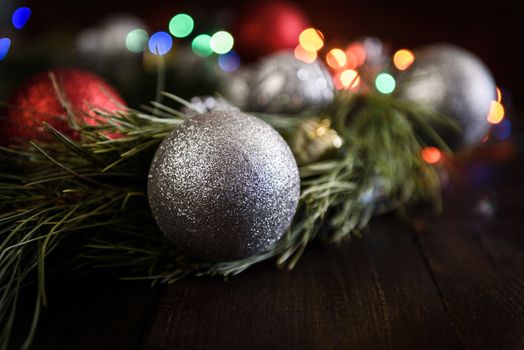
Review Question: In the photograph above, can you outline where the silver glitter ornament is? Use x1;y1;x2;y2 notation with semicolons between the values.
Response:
148;110;300;261
248;51;334;114
397;44;496;150
218;68;252;110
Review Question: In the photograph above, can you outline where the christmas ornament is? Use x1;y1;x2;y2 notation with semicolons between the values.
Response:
292;117;343;165
218;68;252;109
148;110;300;261
233;1;309;60
248;51;335;114
2;69;125;144
397;44;496;150
182;96;240;117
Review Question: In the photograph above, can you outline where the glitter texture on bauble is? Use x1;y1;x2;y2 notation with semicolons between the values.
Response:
147;110;301;261
397;44;496;150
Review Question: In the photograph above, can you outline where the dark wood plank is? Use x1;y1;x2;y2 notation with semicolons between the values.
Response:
140;217;460;350
415;155;524;349
15;274;163;350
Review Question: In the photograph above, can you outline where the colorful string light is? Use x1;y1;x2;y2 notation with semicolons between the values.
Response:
375;73;396;94
294;44;317;63
0;38;11;61
393;49;415;70
192;34;213;57
487;101;505;124
148;32;173;55
338;69;360;90
126;29;149;53
421;147;442;164
12;7;31;29
218;51;241;72
326;48;346;69
299;28;324;52
169;14;194;38
210;31;234;54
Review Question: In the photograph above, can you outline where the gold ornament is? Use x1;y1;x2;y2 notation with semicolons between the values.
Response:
292;117;343;165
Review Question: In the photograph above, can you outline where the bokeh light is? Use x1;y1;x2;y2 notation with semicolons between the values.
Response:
192;34;213;57
492;118;511;141
375;73;396;94
496;87;502;103
0;38;11;61
169;14;194;38
210;31;234;54
126;29;149;53
218;51;241;72
346;43;366;66
487;101;505;124
148;31;173;55
421;147;442;164
393;49;415;70
12;7;31;29
294;45;317;63
337;69;360;90
326;48;347;69
299;28;324;52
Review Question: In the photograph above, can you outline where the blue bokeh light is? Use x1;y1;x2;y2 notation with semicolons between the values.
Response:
148;32;173;56
218;51;241;72
0;38;11;61
492;119;511;141
12;7;31;29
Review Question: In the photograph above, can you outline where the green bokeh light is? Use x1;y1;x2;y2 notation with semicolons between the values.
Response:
375;73;396;94
210;31;234;54
192;34;213;57
126;29;149;53
169;13;194;38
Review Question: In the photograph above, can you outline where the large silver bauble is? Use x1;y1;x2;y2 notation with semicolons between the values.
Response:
147;111;301;261
397;44;496;150
248;51;335;114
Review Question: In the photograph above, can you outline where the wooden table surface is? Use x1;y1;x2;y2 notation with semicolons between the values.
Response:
12;140;524;350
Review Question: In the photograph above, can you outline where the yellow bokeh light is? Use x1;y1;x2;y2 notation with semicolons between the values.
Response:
299;28;324;52
487;101;505;124
326;48;347;69
338;69;360;90
393;49;415;70
496;87;502;103
294;45;317;63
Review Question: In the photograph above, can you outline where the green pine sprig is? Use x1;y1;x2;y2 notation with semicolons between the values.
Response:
0;91;453;350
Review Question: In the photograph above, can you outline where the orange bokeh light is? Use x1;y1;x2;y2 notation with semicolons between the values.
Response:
326;48;347;69
294;44;317;63
421;147;442;164
496;87;502;103
487;100;505;124
336;69;360;90
346;43;366;66
299;28;324;52
393;49;415;70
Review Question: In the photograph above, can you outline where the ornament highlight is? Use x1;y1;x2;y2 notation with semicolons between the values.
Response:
248;51;334;114
397;44;496;150
2;69;125;144
148;111;300;261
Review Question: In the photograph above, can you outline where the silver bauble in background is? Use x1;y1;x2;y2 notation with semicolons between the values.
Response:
248;51;335;114
218;68;252;110
148;111;301;261
397;44;496;150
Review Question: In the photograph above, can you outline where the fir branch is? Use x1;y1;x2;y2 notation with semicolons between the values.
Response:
0;92;451;349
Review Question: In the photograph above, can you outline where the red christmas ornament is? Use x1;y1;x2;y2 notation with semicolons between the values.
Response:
2;69;125;144
233;1;310;60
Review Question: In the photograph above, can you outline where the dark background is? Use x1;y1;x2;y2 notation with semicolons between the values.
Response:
2;0;523;110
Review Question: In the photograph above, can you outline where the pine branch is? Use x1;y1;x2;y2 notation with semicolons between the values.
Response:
0;92;451;349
